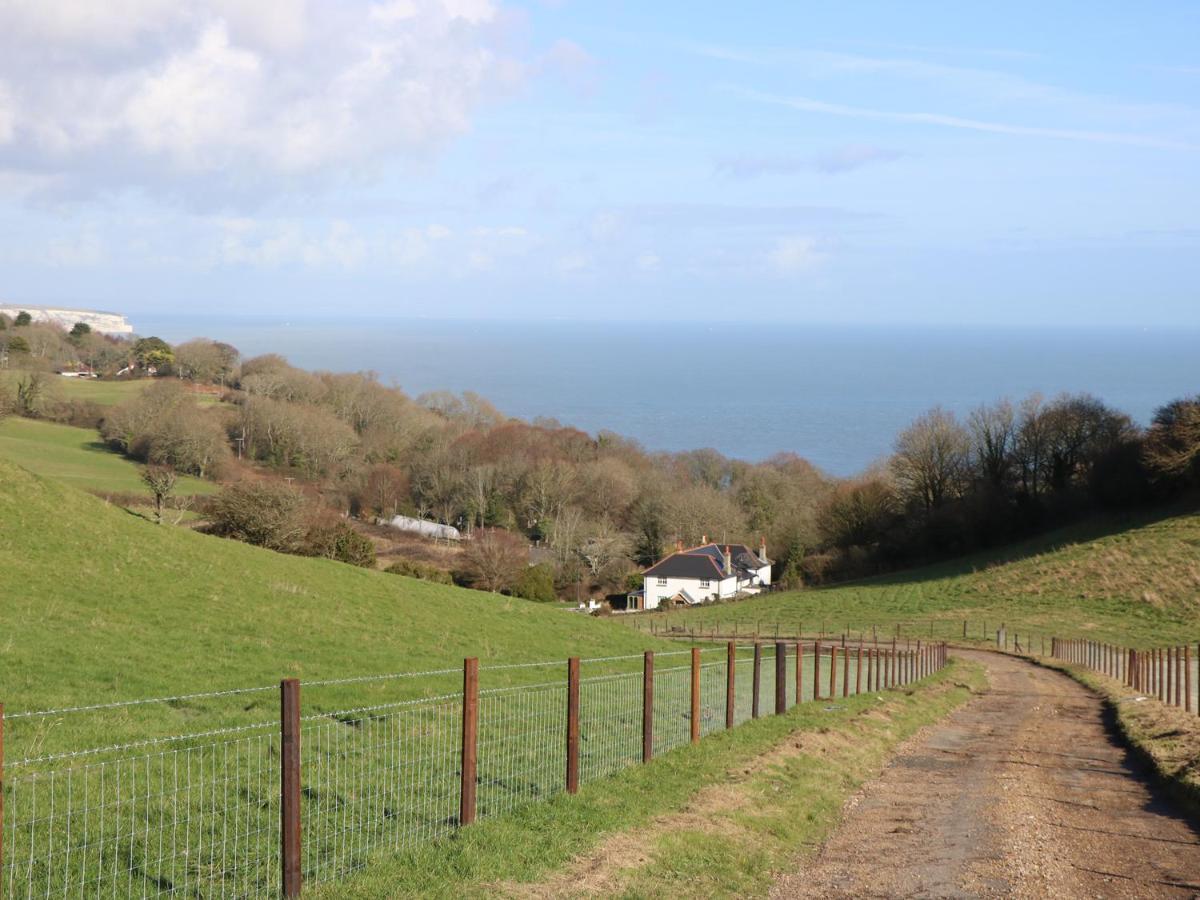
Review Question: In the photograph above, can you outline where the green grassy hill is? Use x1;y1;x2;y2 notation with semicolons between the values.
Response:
0;459;670;756
643;511;1200;646
0;417;216;498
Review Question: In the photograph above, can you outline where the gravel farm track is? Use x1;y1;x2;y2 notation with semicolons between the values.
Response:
772;650;1200;900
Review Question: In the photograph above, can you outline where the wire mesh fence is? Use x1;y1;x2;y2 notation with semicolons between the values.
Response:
1;640;949;897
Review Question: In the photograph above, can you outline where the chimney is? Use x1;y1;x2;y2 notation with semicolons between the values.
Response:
701;533;708;545
759;536;768;562
675;538;684;553
722;545;732;576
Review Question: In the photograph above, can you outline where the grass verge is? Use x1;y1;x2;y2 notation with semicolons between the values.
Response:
1034;655;1200;819
311;656;986;899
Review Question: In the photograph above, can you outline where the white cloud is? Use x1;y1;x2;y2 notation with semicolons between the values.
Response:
0;0;521;198
768;235;824;274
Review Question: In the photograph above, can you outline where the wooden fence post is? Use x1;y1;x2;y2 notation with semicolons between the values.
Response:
726;642;736;729
795;641;803;704
842;643;850;697
856;642;864;695
1185;643;1195;715
690;648;701;743
752;643;762;718
813;644;825;695
460;659;479;825
567;657;581;792
643;651;654;762
775;642;787;713
280;678;302;899
829;645;838;699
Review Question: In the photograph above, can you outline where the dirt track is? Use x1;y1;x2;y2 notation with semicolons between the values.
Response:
771;650;1200;899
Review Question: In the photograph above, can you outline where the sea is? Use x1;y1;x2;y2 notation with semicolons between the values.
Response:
134;316;1199;477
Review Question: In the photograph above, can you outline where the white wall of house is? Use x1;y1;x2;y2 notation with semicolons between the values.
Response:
642;562;771;610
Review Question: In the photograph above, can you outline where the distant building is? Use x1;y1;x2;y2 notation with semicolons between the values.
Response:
629;538;771;611
0;305;133;335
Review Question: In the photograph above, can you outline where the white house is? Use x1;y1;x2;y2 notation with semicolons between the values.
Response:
630;539;771;611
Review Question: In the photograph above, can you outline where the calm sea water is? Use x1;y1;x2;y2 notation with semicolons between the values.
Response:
136;317;1199;477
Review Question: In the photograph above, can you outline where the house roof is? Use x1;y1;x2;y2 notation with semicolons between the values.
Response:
643;542;766;579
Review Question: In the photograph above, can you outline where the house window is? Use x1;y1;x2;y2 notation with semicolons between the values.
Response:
656;577;668;587
699;579;711;589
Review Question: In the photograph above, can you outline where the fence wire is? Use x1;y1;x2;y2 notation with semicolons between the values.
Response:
2;644;950;897
6;732;280;898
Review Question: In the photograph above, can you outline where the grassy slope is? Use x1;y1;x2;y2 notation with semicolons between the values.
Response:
0;371;148;406
641;511;1200;646
0;459;671;755
0;417;216;497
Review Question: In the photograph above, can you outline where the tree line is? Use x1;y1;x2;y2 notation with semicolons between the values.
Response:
2;313;1197;599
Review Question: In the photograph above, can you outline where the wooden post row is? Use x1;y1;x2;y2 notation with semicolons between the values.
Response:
643;651;654;762
280;678;302;899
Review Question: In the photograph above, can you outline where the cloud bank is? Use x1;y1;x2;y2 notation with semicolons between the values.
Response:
0;0;520;200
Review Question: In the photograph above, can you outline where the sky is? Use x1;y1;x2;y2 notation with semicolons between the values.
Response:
0;1;1197;326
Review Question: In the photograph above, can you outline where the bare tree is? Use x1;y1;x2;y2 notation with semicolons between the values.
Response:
578;519;633;584
891;407;971;512
968;400;1015;489
140;465;177;524
459;529;528;592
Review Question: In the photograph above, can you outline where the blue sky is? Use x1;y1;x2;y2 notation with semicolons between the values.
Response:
0;1;1197;325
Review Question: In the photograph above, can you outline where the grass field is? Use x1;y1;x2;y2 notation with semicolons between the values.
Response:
0;458;676;756
0;416;216;498
0;371;149;406
635;510;1200;647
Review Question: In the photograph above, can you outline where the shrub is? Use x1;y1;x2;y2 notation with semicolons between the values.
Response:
207;481;307;552
514;563;557;602
304;517;377;568
384;558;454;584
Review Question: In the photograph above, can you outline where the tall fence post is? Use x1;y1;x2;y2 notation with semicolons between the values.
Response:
690;648;701;743
842;643;850;697
813;641;822;700
1186;644;1193;714
567;656;581;793
726;642;736;729
643;651;655;762
795;641;803;704
752;643;762;718
775;642;787;714
280;678;302;899
829;644;838;698
460;658;479;825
